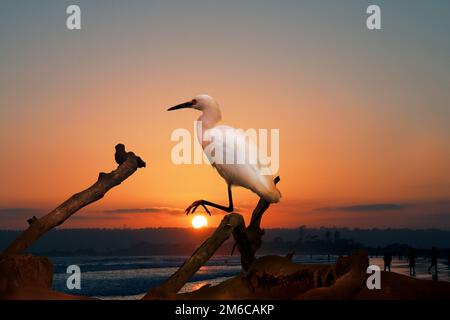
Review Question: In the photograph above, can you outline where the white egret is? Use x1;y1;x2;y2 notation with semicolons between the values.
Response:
167;94;281;215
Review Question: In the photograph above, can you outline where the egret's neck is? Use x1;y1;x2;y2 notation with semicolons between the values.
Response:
196;106;221;147
197;107;221;131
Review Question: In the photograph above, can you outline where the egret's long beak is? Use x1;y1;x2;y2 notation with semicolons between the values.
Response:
167;101;194;111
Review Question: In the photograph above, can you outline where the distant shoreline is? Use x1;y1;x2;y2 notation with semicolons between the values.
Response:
2;227;450;259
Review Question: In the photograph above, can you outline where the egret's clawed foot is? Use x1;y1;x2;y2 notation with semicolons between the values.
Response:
185;200;211;216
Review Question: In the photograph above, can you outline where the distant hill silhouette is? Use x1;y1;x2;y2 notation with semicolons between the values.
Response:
1;227;450;256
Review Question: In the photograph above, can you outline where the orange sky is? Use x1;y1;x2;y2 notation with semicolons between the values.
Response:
1;1;449;229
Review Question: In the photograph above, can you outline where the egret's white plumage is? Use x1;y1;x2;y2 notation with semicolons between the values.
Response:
202;125;280;203
168;94;280;214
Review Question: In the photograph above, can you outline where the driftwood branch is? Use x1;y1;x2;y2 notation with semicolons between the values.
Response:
145;177;280;298
0;144;145;259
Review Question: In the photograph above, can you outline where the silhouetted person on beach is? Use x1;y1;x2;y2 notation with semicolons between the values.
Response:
384;252;392;272
408;248;416;276
428;247;438;275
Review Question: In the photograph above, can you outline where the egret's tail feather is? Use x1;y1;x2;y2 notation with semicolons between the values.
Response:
258;176;281;203
264;188;281;203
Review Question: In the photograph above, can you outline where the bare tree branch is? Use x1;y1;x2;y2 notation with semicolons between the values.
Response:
0;144;146;259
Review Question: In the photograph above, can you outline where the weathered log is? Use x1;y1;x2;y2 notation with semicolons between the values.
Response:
0;254;53;294
297;250;369;300
0;144;145;259
174;255;341;300
145;213;245;298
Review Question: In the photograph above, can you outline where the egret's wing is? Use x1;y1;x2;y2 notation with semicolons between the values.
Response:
203;125;260;167
203;126;280;203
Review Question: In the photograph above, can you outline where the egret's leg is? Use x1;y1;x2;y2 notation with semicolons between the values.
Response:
186;185;234;215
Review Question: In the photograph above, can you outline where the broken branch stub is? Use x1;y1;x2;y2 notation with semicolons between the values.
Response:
237;176;281;269
0;144;146;259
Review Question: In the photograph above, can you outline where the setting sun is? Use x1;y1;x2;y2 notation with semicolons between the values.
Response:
192;215;208;229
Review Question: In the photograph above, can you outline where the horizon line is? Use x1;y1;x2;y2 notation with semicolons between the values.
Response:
1;226;450;232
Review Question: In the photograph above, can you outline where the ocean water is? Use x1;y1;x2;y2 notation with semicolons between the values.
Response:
51;255;242;299
50;255;450;299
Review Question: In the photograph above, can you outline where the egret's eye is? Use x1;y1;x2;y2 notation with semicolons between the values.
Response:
192;99;197;105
